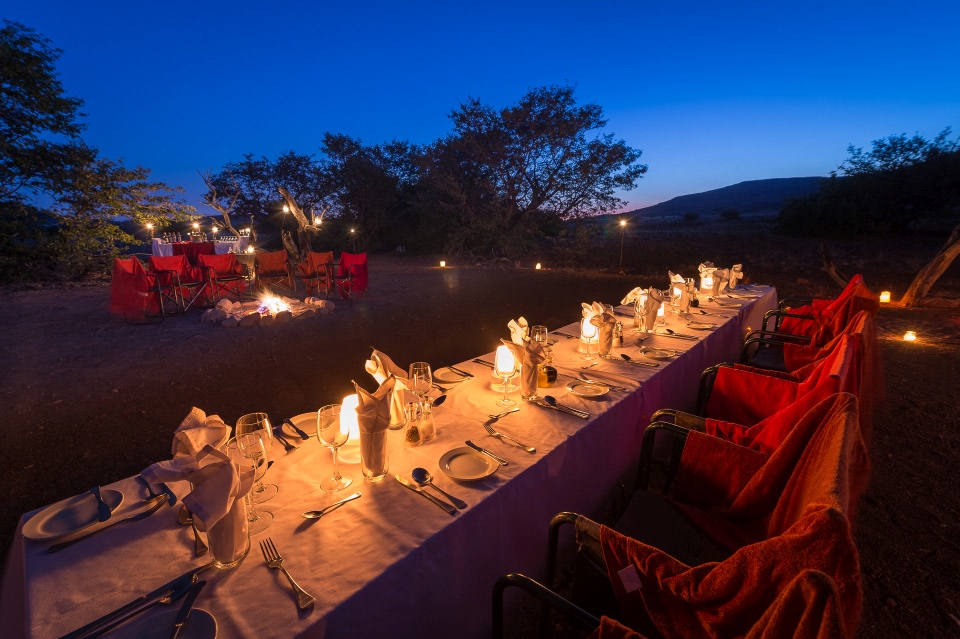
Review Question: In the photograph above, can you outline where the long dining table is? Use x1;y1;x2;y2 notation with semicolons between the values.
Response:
1;287;776;638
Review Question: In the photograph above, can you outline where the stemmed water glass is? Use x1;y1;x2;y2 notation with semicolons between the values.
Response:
235;432;273;535
408;362;432;401
235;412;278;501
494;345;519;407
317;404;352;492
530;325;552;363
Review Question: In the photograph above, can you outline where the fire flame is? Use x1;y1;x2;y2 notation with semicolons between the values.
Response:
258;295;289;315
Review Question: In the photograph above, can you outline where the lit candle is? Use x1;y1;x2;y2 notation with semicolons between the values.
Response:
903;331;917;342
700;275;714;293
880;291;891;303
535;263;542;270
340;394;361;444
580;318;598;342
439;260;446;268
494;344;517;377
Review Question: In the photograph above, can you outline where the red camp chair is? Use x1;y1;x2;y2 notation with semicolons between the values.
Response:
336;251;368;299
255;249;293;292
109;257;162;323
297;250;335;297
198;253;245;302
541;393;867;639
148;254;211;312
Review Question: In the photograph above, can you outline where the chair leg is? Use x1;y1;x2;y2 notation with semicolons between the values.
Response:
493;573;599;639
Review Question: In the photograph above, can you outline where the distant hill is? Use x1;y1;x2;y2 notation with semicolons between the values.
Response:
626;177;824;219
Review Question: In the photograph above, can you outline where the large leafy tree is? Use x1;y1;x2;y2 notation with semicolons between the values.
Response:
1;21;193;281
420;85;647;256
778;128;960;306
779;128;960;236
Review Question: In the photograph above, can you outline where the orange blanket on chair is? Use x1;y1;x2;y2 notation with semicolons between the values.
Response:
600;393;866;639
778;274;878;338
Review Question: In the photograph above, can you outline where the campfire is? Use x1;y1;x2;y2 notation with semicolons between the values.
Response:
201;293;334;327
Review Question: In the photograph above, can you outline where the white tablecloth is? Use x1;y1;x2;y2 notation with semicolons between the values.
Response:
1;288;776;638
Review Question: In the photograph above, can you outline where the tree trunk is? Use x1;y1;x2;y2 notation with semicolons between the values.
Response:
820;243;849;287
899;221;960;306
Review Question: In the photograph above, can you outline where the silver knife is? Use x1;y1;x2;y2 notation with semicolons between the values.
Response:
472;358;494;368
446;364;474;378
58;564;213;639
465;440;509;465
283;417;311;440
48;495;168;553
169;580;205;639
394;475;457;515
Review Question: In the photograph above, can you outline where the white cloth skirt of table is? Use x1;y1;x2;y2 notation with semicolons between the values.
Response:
150;238;173;257
0;288;776;639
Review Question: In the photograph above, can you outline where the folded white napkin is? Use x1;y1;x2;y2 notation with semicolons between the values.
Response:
172;407;230;458
620;287;646;306
644;288;664;331
501;338;545;397
364;349;415;428
729;263;745;289
141;445;253;562
508;316;529;344
354;376;396;477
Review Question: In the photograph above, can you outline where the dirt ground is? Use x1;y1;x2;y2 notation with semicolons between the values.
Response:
2;222;959;637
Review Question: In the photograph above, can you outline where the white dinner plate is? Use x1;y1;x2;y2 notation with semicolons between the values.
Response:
685;321;716;330
642;349;675;361
285;412;318;437
565;381;609;399
101;606;217;639
433;367;471;384
438;447;498;481
22;489;124;541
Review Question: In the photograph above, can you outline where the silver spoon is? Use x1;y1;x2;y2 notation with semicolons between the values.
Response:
89;486;112;522
542;395;590;418
411;468;467;509
620;353;659;368
488;407;520;420
302;491;362;519
432;394;447;407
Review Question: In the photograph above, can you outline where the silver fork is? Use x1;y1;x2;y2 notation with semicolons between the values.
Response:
482;420;536;453
259;537;316;609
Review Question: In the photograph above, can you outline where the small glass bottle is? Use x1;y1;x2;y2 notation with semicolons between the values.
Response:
403;402;422;447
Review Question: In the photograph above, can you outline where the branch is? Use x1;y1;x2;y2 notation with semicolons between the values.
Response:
820;243;848;288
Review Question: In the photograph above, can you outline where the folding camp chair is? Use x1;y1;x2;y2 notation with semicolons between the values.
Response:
148;254;212;312
297;250;335;297
255;249;294;293
198;253;245;302
336;251;368;299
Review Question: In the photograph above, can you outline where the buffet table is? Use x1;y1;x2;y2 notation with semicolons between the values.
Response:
1;288;776;638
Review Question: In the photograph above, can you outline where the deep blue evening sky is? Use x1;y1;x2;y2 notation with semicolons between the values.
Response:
5;1;958;213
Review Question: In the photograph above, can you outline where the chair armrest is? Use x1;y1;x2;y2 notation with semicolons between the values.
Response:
778;296;813;310
637;422;690;493
762;308;817;333
492;573;599;639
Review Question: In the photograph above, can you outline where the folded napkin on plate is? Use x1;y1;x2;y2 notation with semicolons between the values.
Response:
354;375;396;477
500;338;545;397
171;407;230;458
142;446;253;562
508;316;529;344
711;268;730;297
365;348;415;428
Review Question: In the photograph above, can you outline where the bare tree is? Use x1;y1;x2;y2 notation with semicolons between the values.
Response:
278;186;327;261
199;170;243;239
899;221;960;306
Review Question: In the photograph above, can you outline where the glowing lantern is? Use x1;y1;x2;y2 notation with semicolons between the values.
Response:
439;260;446;268
535;263;542;270
880;291;891;303
903;331;917;342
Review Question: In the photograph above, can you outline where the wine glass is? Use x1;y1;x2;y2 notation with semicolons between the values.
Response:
493;344;519;407
235;412;278;501
408;362;432;401
530;325;552;363
581;319;598;361
235;432;273;535
317;404;352;492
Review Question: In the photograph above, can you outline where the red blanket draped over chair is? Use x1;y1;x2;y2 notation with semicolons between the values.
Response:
704;334;861;435
337;251;368;299
600;393;866;639
778;274;879;338
109;257;160;321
